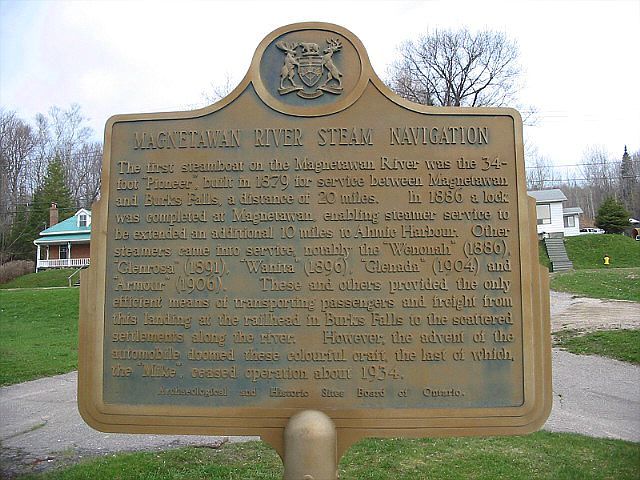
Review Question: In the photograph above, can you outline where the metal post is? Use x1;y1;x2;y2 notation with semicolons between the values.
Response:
284;410;337;480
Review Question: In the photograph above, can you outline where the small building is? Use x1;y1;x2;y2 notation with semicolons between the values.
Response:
33;203;91;271
527;189;582;237
562;207;583;237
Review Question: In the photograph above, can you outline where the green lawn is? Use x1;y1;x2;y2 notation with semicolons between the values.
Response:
539;234;640;302
0;269;77;289
17;433;640;480
564;234;640;269
554;329;640;364
538;240;552;270
0;288;79;385
550;267;640;302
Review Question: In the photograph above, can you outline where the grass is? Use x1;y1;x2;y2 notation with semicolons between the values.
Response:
564;234;640;269
554;329;640;364
540;234;640;302
550;267;640;302
0;269;77;289
538;240;552;270
0;288;79;385
16;433;640;480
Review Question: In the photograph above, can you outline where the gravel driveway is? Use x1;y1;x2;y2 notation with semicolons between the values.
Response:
550;290;640;332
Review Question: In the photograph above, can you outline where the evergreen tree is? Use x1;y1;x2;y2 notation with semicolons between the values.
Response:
595;197;630;234
29;156;74;226
619;146;638;217
7;157;74;260
4;204;32;260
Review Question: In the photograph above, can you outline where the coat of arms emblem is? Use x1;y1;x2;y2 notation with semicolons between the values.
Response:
276;39;344;99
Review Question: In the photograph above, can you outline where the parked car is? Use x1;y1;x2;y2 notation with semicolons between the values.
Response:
579;227;605;234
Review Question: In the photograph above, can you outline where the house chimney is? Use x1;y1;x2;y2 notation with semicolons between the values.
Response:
49;202;58;227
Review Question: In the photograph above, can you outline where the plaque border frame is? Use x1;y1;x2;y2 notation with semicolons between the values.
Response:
78;22;552;457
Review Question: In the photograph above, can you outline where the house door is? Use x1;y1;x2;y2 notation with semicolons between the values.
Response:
59;245;68;260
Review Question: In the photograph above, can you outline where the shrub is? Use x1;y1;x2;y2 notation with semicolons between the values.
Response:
0;260;35;284
595;197;630;233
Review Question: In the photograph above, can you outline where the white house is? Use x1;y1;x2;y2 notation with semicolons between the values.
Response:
527;189;582;237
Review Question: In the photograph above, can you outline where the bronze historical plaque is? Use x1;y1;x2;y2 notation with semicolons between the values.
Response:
79;22;551;454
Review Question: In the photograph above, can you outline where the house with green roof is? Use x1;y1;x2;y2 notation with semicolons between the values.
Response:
33;204;91;271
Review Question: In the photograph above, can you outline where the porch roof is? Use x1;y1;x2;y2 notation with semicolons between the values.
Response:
563;207;583;216
34;233;91;244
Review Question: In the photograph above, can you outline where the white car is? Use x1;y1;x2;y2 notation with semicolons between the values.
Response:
579;228;605;234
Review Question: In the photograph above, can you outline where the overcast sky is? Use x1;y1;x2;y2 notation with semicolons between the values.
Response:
1;0;639;174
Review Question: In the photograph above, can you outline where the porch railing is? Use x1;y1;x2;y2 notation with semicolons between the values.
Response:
37;258;91;269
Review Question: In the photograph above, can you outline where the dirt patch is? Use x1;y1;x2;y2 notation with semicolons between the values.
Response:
550;291;640;333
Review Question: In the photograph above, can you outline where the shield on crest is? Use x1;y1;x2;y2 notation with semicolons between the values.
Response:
298;55;324;87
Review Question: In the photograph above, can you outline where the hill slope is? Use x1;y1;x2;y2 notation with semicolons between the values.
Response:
564;235;639;269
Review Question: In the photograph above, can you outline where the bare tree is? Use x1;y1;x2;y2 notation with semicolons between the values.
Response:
47;104;95;204
388;28;521;108
67;141;103;207
525;144;561;190
0;110;36;234
201;73;237;106
577;146;619;220
27;113;52;194
29;105;102;209
581;147;615;209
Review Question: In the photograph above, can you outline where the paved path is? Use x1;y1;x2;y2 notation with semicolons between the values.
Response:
544;349;640;441
0;371;257;478
1;292;639;477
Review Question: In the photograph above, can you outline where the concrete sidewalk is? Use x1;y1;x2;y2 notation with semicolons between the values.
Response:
2;349;639;478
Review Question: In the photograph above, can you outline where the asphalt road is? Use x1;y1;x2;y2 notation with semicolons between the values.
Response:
1;349;639;478
544;349;640;441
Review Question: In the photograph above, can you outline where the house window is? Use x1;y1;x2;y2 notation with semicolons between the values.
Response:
564;216;575;228
59;245;68;259
536;204;551;225
78;214;87;227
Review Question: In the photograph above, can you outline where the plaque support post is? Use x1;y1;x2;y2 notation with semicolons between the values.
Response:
283;410;337;480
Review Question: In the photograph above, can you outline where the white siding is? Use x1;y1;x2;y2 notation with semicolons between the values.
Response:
536;201;565;234
564;215;581;236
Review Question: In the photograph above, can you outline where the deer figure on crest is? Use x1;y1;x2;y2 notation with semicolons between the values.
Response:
276;41;301;90
320;38;343;90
